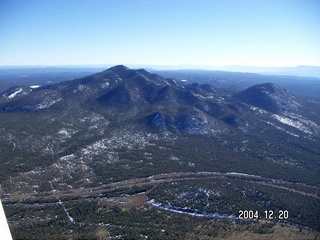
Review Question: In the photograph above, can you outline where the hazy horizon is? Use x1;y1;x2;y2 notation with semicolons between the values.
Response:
1;64;320;79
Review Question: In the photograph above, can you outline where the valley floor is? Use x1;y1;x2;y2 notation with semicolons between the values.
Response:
2;171;320;239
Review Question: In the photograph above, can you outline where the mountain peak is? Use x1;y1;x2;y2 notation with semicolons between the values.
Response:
108;65;130;72
102;65;138;80
235;83;301;114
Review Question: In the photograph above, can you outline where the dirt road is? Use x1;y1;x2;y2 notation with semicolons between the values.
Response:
2;171;319;204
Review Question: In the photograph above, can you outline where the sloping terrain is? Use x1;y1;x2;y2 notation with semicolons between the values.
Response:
153;69;320;101
0;66;319;239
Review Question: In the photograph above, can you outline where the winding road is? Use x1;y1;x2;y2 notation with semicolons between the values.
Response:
2;171;319;204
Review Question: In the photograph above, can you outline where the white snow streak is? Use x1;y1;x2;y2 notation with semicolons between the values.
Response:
59;200;75;224
272;113;318;134
7;88;23;99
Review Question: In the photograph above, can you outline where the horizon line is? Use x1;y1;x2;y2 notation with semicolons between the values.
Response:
0;64;320;69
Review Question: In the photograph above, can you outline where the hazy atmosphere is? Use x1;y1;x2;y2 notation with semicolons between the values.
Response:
1;0;319;68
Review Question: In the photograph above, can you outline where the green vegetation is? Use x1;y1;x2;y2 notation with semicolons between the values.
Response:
148;178;320;231
3;199;285;240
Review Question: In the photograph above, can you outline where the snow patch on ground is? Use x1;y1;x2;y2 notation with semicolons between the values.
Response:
58;129;71;138
37;98;62;109
59;199;75;224
147;198;236;219
266;121;300;137
270;91;301;111
6;88;24;99
100;82;110;89
58;128;77;140
250;106;267;114
272;113;319;134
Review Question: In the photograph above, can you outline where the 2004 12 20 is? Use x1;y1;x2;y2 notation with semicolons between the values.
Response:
238;210;289;220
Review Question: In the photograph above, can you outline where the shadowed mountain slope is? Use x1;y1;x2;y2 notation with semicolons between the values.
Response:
235;83;301;114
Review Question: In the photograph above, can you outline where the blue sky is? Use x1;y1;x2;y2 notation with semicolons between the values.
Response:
0;0;319;68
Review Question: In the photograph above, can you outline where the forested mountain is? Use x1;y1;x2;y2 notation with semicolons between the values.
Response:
1;66;319;239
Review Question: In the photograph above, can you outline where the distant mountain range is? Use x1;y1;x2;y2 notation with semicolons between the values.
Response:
116;64;320;78
216;65;320;78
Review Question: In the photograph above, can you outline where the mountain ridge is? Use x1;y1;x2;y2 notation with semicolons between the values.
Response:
0;65;319;195
0;65;317;134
